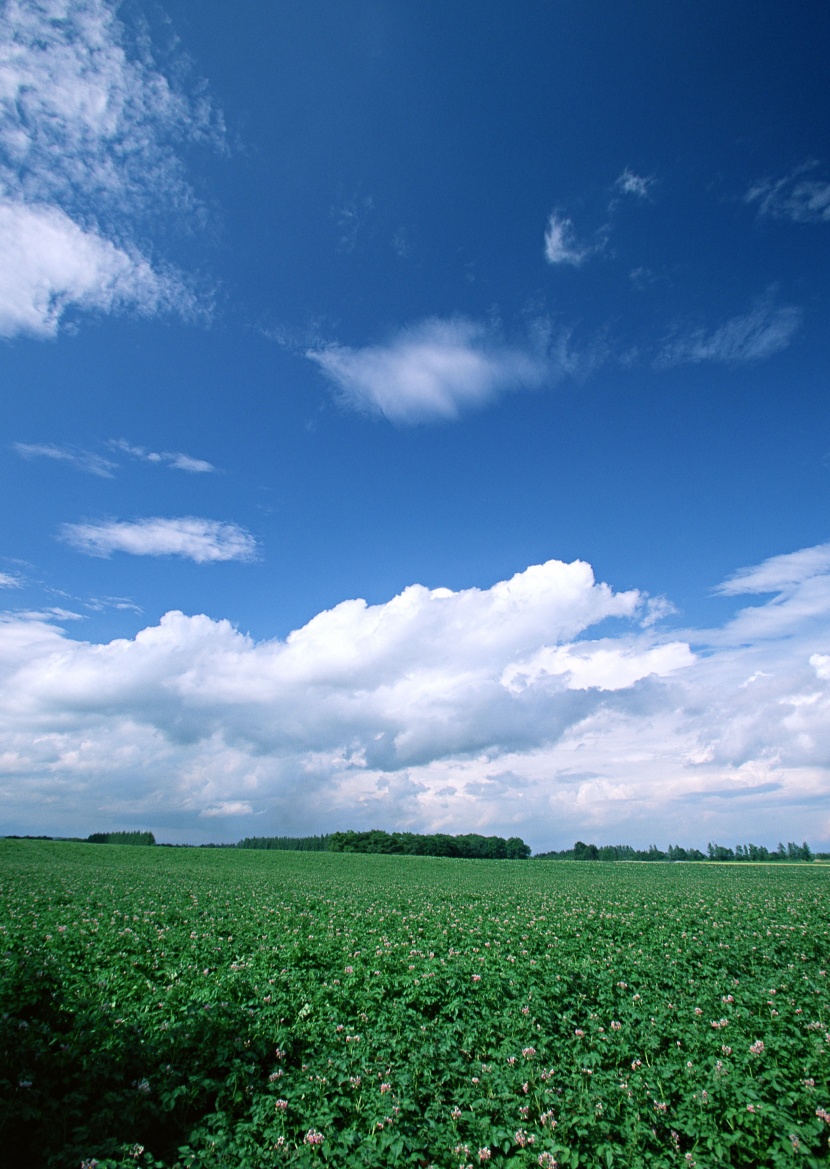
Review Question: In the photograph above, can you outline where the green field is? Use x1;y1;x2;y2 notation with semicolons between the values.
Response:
1;841;829;1168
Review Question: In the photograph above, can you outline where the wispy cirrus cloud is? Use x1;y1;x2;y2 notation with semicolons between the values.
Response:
745;163;830;223
14;438;215;475
543;211;591;266
0;0;222;338
715;543;830;597
655;297;802;368
109;440;216;473
0;571;23;588
14;440;116;477
615;168;655;199
60;517;257;563
307;317;550;423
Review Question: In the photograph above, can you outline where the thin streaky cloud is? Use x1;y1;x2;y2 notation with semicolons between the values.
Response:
201;801;254;818
715;543;830;597
61;517;258;563
84;596;143;615
14;441;117;478
745;163;830;223
0;572;23;589
165;453;216;474
655;298;802;368
109;440;216;473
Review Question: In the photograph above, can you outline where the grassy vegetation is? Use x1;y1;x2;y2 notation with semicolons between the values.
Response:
1;840;828;1168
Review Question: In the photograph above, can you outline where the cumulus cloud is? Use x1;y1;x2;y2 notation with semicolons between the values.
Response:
307;317;549;423
543;211;590;266
0;0;220;337
60;517;257;563
3;545;830;848
655;298;802;368
14;440;117;477
745;163;830;223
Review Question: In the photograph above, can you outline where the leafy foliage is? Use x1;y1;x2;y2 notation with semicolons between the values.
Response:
236;836;332;852
328;830;531;859
1;841;828;1168
87;832;156;846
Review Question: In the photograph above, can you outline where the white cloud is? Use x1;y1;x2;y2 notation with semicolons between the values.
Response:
615;169;654;198
0;200;193;338
502;639;694;693
543;211;589;266
655;298;802;368
166;453;216;474
109;440;215;473
60;517;257;563
0;572;22;588
0;0;220;337
307;317;549;423
3;545;830;848
715;543;830;596
14;439;116;476
746;164;830;223
200;801;254;818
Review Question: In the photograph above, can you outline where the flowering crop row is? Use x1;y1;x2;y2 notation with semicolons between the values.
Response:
0;840;828;1168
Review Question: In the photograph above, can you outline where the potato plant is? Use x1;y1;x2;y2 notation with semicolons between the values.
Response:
1;841;828;1168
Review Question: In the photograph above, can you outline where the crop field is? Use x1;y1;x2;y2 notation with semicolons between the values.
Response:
1;842;829;1169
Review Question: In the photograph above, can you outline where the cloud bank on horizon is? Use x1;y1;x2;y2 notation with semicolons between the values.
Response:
1;544;829;850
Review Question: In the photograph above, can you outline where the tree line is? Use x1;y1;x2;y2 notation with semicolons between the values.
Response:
86;831;156;846
327;830;531;859
237;835;331;851
5;832;825;861
534;840;818;862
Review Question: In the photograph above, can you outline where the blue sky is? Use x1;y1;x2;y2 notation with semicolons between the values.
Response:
2;0;830;849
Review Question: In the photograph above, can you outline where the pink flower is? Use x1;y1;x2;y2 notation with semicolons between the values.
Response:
380;1082;391;1094
610;1020;621;1031
275;1099;288;1111
472;974;482;982
538;1153;558;1168
478;1149;491;1162
304;1129;324;1146
749;1040;765;1056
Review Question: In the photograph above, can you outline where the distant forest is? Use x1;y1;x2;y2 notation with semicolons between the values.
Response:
4;832;826;861
237;835;330;851
86;831;156;846
327;829;532;859
534;840;818;862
